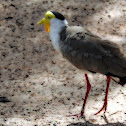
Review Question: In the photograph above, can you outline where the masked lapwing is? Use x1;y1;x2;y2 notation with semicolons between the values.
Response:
37;11;126;117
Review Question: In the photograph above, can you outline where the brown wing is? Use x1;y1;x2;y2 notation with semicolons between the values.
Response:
60;26;126;77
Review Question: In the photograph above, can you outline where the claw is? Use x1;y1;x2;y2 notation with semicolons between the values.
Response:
67;111;84;118
94;102;107;115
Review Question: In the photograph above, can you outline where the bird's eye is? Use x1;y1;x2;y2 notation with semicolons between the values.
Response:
48;16;51;19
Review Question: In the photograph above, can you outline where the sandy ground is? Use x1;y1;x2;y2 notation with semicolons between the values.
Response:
0;0;126;125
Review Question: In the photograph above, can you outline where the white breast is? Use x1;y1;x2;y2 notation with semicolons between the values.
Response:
49;19;68;52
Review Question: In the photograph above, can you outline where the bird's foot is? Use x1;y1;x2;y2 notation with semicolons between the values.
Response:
67;111;84;118
94;102;107;115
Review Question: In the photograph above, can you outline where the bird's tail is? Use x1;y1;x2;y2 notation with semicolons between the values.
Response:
119;77;126;86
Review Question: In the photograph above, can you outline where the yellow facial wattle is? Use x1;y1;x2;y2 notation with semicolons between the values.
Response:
37;11;56;32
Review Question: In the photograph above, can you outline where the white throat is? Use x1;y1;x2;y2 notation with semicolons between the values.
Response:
49;18;68;52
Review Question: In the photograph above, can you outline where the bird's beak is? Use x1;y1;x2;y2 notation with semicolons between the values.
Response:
37;18;50;32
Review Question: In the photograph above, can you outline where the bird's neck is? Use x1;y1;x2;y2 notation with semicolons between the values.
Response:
49;19;68;52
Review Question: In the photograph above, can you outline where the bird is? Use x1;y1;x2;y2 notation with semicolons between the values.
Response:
37;11;126;117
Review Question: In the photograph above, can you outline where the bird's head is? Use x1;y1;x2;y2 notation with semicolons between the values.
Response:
37;11;67;32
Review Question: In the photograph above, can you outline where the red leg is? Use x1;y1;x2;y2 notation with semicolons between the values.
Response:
95;76;111;115
69;74;91;117
81;74;91;113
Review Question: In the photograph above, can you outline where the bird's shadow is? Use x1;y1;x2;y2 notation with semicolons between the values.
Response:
67;121;125;126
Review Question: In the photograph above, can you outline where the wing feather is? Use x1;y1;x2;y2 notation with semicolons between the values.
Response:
60;26;126;77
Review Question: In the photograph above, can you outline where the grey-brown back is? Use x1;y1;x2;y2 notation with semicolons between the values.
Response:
59;26;126;79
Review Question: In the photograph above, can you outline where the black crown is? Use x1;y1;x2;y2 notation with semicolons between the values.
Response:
51;11;65;20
